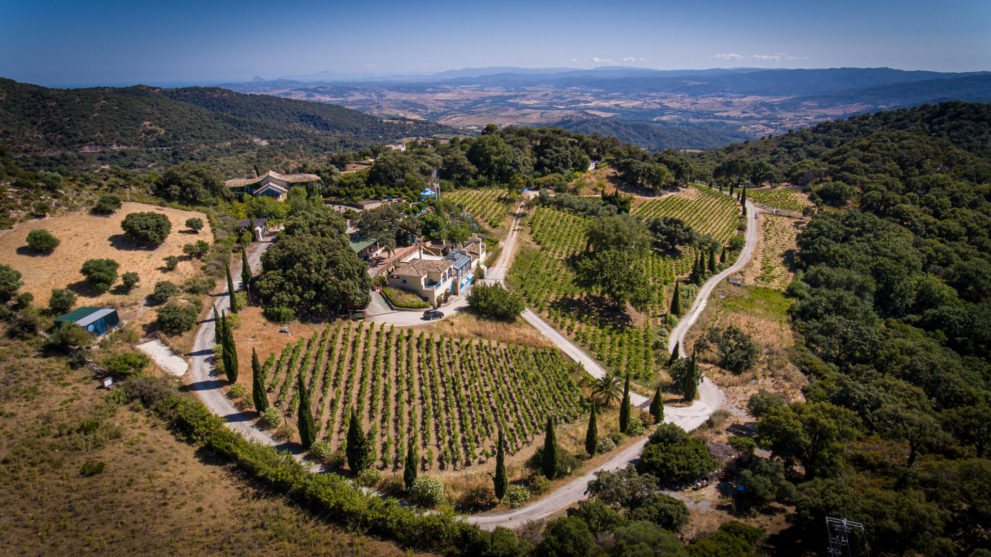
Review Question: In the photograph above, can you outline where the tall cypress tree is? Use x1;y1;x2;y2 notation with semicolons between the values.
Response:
619;372;631;433
346;408;370;473
297;372;316;449
670;281;681;316
213;307;222;345
240;247;252;304
221;311;238;384
225;263;238;314
585;404;598;457
740;186;747;208
683;351;700;401
708;249;717;272
720;246;728;264
668;341;680;365
650;384;664;424
404;437;418;491
251;347;268;412
541;417;557;479
494;429;507;501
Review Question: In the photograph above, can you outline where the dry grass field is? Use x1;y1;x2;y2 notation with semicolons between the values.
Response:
0;202;211;325
0;335;407;556
743;213;806;290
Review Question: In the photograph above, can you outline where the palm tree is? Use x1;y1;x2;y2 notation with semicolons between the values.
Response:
587;371;622;407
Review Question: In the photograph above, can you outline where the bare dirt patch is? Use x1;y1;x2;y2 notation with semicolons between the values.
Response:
229;305;330;390
420;311;553;349
0;202;211;327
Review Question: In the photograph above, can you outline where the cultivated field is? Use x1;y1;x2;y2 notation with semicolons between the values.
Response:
0;202;210;321
443;188;513;229
259;321;584;471
631;185;741;243
746;187;812;212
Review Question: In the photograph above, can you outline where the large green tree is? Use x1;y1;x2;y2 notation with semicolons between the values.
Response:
256;234;371;319
153;162;227;206
755;401;858;479
121;212;172;246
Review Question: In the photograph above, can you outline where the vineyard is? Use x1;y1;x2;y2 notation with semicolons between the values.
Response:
444;188;513;228
747;188;812;212
261;321;584;470
507;186;741;379
631;185;742;243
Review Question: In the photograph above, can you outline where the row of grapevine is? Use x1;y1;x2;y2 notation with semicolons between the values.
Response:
632;185;741;243
261;322;584;471
444;188;513;228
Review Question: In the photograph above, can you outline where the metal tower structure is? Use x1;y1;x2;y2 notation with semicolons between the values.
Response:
825;517;867;557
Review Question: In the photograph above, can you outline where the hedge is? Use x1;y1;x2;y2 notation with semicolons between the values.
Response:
164;394;492;555
382;286;429;309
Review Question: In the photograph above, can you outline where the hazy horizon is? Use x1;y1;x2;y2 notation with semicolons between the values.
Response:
1;0;989;88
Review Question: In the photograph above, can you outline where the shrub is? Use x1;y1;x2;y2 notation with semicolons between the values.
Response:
629;493;690;531
409;477;446;507
185;217;204;232
627;416;646;436
80;258;119;292
80;461;105;476
537;517;595;557
8;312;41;339
229;384;247;399
48;288;77;314
163;255;179;271
32;201;50;217
381;286;429;309
92;194;122;215
705;408;732;429
121;211;172;246
505;484;530;508
13;292;33;310
120;376;175;409
527;446;579;479
121;272;139;292
263;306;295;324
182;276;213;295
182;240;210;259
528;475;551;495
597;436;616;453
102;352;150;376
467;284;524;321
575;498;625;534
460;485;495;510
309;440;333;462
156;302;197;334
47;323;91;347
358;467;383;488
26;229;59;252
638;424;716;484
151;281;180;304
739;458;796;508
259;407;282;428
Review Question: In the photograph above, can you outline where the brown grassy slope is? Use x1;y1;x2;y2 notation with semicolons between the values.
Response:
0;335;407;556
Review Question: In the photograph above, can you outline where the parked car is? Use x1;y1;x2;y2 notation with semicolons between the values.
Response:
422;309;444;320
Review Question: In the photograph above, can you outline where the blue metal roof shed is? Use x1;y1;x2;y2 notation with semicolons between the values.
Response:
54;307;120;336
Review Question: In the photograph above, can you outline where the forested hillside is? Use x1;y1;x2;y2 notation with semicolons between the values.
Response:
699;102;991;555
0;78;455;172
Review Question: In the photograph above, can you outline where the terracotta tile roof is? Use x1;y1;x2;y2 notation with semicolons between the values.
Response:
224;170;321;188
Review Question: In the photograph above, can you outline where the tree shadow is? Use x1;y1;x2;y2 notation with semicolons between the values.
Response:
15;246;53;257
108;233;155;251
66;280;103;298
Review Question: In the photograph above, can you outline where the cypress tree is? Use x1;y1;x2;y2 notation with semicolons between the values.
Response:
541;416;557;479
683;351;700;401
213;307;222;345
650;384;664;424
251;347;268;412
494;429;507;500
619;372;631;433
297;372;316;449
720;246;728;263
670;282;681;316
740;186;747;208
240;247;252;303
585;405;598;457
225;263;238;314
668;341;680;365
346;408;370;473
221;312;238;384
404;437;418;491
708;249;717;272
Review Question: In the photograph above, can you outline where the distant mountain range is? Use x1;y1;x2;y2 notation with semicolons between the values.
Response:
222;67;991;151
0;78;455;171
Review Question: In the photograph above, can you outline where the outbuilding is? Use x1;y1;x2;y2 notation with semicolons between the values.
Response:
54;307;120;336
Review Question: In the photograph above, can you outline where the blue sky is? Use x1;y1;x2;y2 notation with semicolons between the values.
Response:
1;0;988;86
